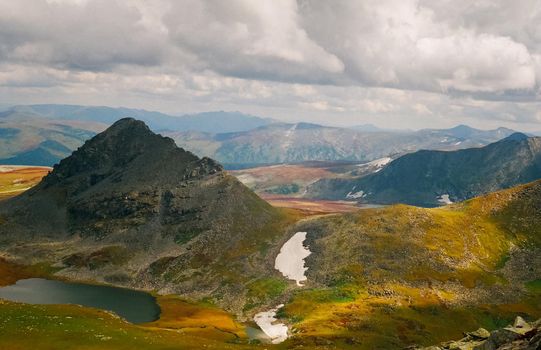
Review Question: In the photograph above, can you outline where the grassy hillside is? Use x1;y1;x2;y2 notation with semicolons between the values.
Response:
278;180;541;348
0;166;50;200
0;142;540;348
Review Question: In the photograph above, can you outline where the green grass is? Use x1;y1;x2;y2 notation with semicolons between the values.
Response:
0;300;255;350
525;279;541;293
246;277;287;300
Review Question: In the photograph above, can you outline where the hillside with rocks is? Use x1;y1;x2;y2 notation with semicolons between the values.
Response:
172;123;515;166
0;118;297;315
275;180;541;348
416;316;541;350
307;133;541;207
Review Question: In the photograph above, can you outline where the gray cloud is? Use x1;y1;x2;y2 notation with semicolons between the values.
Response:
0;0;540;130
0;0;167;70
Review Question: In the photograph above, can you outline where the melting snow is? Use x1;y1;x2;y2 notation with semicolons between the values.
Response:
357;157;392;171
438;194;453;205
346;190;366;199
254;305;288;344
275;232;311;286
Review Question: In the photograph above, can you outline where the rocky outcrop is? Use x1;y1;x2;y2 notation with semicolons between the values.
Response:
0;118;288;314
415;317;541;350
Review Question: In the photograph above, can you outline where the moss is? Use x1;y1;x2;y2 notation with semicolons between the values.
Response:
174;227;206;245
0;300;253;350
525;279;541;293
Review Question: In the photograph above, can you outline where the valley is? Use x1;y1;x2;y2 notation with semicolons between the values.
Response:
3;3;541;349
0;125;540;348
0;166;51;200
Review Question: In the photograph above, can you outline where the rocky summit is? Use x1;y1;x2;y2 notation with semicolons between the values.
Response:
0;118;291;314
0;118;226;238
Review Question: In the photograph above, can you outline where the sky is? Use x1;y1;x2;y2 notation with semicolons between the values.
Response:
1;0;541;131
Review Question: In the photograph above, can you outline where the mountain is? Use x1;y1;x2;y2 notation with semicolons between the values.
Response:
0;105;273;166
0;114;101;166
440;124;514;141
287;180;541;348
7;105;272;133
0;121;540;348
307;133;541;206
0;118;294;314
350;123;409;133
172;123;516;165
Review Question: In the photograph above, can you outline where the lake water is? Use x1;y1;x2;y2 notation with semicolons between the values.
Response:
0;278;160;324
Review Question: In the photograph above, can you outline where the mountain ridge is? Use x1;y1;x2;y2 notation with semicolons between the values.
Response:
0;118;295;315
307;133;541;206
172;122;518;165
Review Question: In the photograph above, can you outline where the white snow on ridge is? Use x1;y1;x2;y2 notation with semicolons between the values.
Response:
346;190;366;199
275;231;311;286
438;194;453;205
357;157;392;169
254;305;288;344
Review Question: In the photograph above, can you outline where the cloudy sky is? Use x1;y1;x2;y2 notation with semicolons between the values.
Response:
1;0;541;131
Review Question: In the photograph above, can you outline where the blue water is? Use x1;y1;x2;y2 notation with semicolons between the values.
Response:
0;278;160;323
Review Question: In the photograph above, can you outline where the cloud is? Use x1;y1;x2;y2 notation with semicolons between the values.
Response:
0;0;540;130
298;0;538;94
164;0;344;84
0;0;167;70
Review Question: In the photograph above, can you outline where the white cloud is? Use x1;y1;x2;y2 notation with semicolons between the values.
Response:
0;0;540;130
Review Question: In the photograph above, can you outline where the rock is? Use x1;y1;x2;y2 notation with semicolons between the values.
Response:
528;333;541;349
417;318;541;350
467;328;491;340
473;329;526;350
515;317;531;330
448;340;483;350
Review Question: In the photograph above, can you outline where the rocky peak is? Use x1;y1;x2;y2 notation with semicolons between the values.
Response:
502;132;529;142
41;118;223;189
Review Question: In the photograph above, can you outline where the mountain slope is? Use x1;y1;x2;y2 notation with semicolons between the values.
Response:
0;118;295;314
307;133;541;206
281;180;541;348
0;113;100;166
172;123;516;165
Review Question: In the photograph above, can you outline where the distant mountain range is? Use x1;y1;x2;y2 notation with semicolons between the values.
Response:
307;133;541;206
172;122;516;165
0;104;520;167
6;105;273;133
0;104;273;166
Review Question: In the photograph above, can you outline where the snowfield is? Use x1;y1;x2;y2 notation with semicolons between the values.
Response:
357;157;392;172
253;305;288;344
438;194;453;205
275;231;311;286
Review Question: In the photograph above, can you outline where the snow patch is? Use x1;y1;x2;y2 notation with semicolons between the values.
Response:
357;157;392;169
346;190;366;199
356;157;392;173
275;232;311;286
438;194;453;205
254;305;288;344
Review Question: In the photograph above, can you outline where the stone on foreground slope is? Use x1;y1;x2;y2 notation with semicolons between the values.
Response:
417;316;541;350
